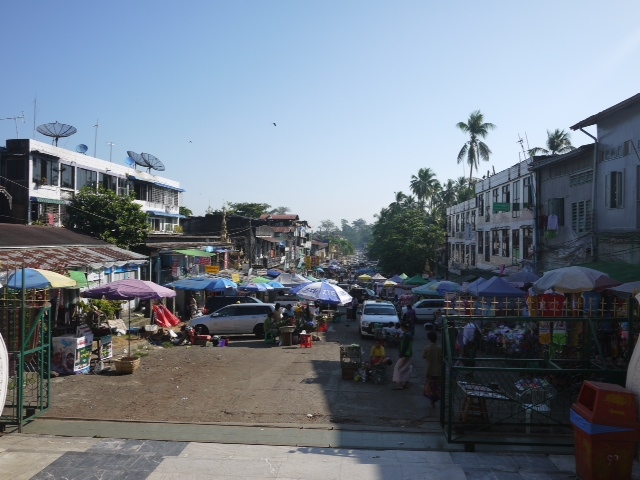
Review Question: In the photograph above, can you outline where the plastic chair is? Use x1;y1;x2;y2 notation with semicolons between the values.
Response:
519;386;554;433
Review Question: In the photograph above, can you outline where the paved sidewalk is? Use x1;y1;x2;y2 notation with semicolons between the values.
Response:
0;418;623;479
1;432;580;480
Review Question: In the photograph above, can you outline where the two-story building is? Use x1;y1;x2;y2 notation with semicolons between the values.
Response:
0;138;184;233
529;144;596;271
570;92;640;266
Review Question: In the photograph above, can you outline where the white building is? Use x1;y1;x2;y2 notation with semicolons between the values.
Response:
0;138;184;233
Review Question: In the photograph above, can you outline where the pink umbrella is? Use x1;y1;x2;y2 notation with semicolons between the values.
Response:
83;279;176;355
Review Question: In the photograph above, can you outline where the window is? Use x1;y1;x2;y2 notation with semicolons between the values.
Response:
571;200;592;233
99;173;117;191
60;163;75;189
471;210;476;229
455;214;460;232
523;228;533;260
502;185;510;203
77;168;97;189
523;177;532;209
605;171;624;208
501;229;510;257
477;194;484;213
477;230;484;254
512;229;520;260
624;140;632;156
569;170;593;186
548;197;565;226
492;230;500;256
492;188;499;205
33;157;59;186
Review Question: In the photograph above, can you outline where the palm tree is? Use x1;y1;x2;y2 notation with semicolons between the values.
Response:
456;110;496;182
409;168;439;209
528;128;575;156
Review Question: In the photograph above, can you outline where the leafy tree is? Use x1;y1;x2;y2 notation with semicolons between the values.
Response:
179;206;193;217
340;218;372;250
368;203;445;275
456;110;496;182
65;188;150;249
410;167;440;210
225;202;271;218
528;128;575;156
269;206;291;215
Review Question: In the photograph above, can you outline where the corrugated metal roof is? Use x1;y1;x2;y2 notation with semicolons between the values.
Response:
571;93;640;130
0;245;147;270
0;224;147;270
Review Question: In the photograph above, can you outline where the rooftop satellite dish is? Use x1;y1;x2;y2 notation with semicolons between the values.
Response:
124;157;135;167
141;152;165;172
126;150;148;170
75;144;88;154
36;122;77;146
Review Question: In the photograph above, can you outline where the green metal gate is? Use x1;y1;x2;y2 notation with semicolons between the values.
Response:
441;310;634;450
0;284;52;431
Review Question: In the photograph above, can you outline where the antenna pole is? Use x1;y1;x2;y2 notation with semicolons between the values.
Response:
1;112;26;138
93;119;99;157
32;96;37;139
106;142;115;162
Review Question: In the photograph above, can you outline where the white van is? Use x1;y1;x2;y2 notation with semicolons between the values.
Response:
402;299;445;326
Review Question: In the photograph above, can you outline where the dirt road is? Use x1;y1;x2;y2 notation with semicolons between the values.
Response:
45;321;436;429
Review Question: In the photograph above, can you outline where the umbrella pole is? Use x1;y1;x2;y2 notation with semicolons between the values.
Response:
128;301;131;356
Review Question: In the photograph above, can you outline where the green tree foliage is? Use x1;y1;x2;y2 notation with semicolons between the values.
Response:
456;110;496;182
179;206;193;217
269;206;291;215
225;202;271;218
65;188;150;249
528;128;575;156
340;218;372;249
368;203;445;276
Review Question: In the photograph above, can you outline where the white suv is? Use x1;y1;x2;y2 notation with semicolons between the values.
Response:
359;300;400;338
189;303;275;338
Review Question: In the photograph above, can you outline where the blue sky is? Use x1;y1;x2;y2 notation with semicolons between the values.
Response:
2;1;640;229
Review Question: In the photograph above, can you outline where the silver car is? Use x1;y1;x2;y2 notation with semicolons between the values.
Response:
189;303;275;338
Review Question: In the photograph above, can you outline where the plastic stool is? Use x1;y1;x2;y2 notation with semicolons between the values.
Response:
299;334;312;348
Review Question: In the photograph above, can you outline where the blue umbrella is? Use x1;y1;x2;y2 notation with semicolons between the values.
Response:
316;267;325;273
167;277;237;292
239;282;273;292
295;282;353;305
290;282;313;294
267;281;287;289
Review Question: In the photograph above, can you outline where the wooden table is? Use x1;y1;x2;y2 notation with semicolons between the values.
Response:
458;381;512;424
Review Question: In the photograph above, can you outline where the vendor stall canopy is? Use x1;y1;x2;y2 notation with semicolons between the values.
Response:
166;277;237;292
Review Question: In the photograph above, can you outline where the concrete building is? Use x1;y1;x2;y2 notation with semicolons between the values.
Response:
0;138;184;233
571;92;640;265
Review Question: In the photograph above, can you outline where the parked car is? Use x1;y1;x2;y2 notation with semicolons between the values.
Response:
359;300;400;338
203;295;263;314
401;298;445;328
189;303;275;338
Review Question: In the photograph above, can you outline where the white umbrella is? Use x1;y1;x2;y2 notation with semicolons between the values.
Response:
533;266;620;294
295;282;353;305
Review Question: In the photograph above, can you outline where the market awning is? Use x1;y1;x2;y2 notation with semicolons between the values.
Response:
153;182;185;192
68;271;89;288
30;196;67;205
173;249;217;257
147;210;186;218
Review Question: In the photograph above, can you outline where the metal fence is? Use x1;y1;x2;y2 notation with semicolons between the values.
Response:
0;278;52;431
441;303;635;449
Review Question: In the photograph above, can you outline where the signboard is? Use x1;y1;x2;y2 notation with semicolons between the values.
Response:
206;265;220;274
493;202;511;213
305;256;311;270
199;257;211;266
231;273;241;283
256;269;267;276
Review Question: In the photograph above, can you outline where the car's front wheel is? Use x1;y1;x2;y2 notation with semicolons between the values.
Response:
193;324;209;335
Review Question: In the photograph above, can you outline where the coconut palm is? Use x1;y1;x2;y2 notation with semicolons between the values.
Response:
456;110;496;183
409;167;439;209
528;128;575;156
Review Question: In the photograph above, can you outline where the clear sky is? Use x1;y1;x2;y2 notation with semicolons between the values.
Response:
2;1;640;229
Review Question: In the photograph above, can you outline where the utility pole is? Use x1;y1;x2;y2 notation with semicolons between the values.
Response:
106;142;115;162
